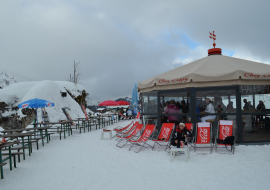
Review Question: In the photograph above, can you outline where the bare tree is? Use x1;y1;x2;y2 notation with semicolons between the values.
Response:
67;59;81;84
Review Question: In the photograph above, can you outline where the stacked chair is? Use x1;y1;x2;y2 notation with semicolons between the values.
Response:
116;124;144;148
113;121;134;138
115;121;139;140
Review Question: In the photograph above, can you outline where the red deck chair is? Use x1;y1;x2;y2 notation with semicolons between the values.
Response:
152;123;175;151
215;120;235;154
115;121;139;140
116;124;144;148
113;121;134;138
135;112;140;119
128;124;156;153
194;122;214;153
113;120;133;132
119;112;129;120
185;123;194;148
185;123;193;132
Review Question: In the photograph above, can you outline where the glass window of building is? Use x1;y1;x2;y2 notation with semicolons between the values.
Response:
142;115;158;126
240;85;270;142
240;85;270;113
142;91;157;114
196;89;237;115
160;91;191;125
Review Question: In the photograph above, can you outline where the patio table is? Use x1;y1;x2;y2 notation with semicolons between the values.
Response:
0;141;20;179
96;117;105;129
75;118;91;133
24;126;52;145
1;126;52;146
89;116;104;130
104;115;113;125
0;132;34;158
33;122;72;140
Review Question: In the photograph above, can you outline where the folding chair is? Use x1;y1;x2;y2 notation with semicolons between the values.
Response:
119;112;129;120
215;120;235;154
128;124;156;153
135;112;140;119
185;123;193;132
115;121;139;140
116;124;144;148
185;123;194;148
194;122;214;153
152;123;175;151
113;121;134;134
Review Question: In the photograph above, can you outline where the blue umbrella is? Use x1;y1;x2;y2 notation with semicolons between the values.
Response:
18;98;55;123
18;98;54;109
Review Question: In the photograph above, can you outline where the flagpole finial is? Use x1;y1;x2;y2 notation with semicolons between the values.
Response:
208;31;222;55
209;31;217;48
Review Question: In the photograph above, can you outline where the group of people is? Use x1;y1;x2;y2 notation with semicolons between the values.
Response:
201;98;267;122
163;99;189;125
118;107;137;120
148;96;267;125
243;99;266;111
164;100;189;113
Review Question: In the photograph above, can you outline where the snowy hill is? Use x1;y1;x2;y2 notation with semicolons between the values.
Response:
0;72;16;89
0;80;87;129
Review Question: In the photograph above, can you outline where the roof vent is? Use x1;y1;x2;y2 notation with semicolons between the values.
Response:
208;31;222;55
208;48;222;55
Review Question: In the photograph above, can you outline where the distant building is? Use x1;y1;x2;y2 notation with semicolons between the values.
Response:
87;106;107;113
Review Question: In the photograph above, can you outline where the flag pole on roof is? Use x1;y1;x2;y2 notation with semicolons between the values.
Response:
208;31;222;55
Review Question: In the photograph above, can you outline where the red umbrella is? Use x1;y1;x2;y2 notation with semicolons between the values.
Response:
98;100;119;106
116;100;130;105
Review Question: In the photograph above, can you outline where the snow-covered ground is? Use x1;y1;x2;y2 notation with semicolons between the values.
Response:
1;120;270;190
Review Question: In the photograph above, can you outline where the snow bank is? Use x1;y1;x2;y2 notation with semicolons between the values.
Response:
0;80;87;124
55;81;85;97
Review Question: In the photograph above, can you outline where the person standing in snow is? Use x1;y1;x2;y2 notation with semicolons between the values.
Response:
127;108;132;119
118;107;124;120
132;107;137;117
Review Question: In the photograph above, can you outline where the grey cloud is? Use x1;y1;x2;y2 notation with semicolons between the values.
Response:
0;0;269;104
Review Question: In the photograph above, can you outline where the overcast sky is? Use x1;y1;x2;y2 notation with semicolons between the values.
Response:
0;1;270;104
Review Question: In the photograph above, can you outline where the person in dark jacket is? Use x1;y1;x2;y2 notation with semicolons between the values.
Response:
170;123;192;148
256;100;266;124
118;107;125;120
